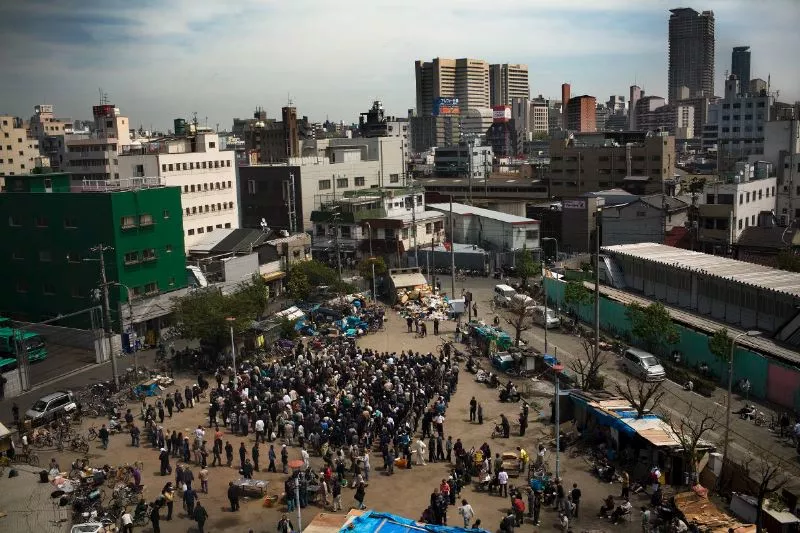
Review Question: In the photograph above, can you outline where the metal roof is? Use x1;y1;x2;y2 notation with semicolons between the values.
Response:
427;203;539;225
603;242;800;298
390;272;428;288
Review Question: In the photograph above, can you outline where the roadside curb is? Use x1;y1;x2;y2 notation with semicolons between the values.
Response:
24;362;103;394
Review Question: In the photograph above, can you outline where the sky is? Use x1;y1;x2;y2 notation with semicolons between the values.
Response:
1;0;798;131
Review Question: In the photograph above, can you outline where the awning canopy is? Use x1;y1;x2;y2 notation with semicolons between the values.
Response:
262;271;286;283
390;272;428;289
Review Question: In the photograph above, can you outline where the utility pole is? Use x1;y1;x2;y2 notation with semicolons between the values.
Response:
450;195;456;297
332;207;342;280
410;186;419;268
91;244;119;390
594;210;601;361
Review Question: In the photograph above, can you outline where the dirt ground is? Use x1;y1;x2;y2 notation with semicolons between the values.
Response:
41;310;648;533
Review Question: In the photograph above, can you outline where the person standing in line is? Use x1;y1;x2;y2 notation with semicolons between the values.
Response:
331;475;342;511
354;481;367;510
281;444;289;473
99;424;110;449
277;514;294;533
225;441;233;467
199;466;209;493
252;442;260;472
162;483;174;521
477;403;483;424
268;444;277;472
150;503;161;533
183;485;197;517
239;442;247;468
497;468;509;498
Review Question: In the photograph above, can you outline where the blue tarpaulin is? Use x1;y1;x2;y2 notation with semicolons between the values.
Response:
345;511;490;533
134;382;159;397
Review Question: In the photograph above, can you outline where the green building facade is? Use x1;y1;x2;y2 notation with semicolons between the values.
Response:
0;173;187;330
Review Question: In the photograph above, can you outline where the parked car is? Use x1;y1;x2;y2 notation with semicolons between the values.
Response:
621;348;666;382
491;352;515;372
25;390;77;425
531;306;561;329
493;284;516;307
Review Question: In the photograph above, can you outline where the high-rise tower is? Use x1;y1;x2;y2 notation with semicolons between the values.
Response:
668;8;715;103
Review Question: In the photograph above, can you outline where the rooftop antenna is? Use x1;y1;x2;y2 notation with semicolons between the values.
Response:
98;88;109;105
192;112;198;130
287;93;294;107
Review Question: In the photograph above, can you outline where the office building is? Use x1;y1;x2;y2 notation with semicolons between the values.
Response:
530;96;550;136
0;172;186;326
762;119;800;222
486;106;519;157
460;108;494;139
548;131;676;197
634;96;695;138
607;96;626;114
0;116;47;181
238;136;405;233
566;95;597;132
433;141;493;179
749;78;767;95
668;8;715;104
595;105;611;132
731;46;751;95
119;132;239;249
489;64;529;107
232;106;300;163
629;85;643;129
702;75;773;161
415;58;490;116
675;86;717;140
561;84;571;129
410;115;461;152
64;104;132;181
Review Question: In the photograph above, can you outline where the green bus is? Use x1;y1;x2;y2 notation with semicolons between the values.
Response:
0;319;48;373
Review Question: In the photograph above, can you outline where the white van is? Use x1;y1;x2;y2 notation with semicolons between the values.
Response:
622;347;666;382
531;306;561;329
493;284;516;307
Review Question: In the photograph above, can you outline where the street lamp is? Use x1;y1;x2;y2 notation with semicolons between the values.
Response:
365;222;377;302
226;317;238;388
541;237;559;354
721;329;760;483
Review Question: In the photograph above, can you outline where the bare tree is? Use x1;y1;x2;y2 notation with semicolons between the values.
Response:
615;378;665;418
504;298;534;347
741;453;790;533
568;337;609;391
660;403;717;483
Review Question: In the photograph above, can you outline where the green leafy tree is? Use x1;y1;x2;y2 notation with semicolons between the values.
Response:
564;280;593;320
286;268;312;300
173;275;267;350
287;260;358;300
626;302;679;354
516;248;540;288
358;256;387;282
708;328;733;364
278;317;299;340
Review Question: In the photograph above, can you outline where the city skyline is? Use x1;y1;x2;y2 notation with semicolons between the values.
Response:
1;0;798;130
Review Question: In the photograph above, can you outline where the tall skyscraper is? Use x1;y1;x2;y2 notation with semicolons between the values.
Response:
415;58;489;116
731;46;751;94
629;85;643;129
668;8;715;104
489;64;530;107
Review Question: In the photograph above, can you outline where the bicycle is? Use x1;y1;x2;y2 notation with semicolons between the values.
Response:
87;426;98;441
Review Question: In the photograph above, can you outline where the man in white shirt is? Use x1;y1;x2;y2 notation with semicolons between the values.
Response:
255;419;265;443
194;426;205;444
414;438;427;465
458;499;475;528
497;468;509;497
121;511;134;533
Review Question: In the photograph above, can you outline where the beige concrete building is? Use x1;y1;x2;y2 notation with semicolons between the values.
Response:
65;104;131;181
415;57;490;115
548;132;676;197
490;63;530;107
0;116;47;183
28;105;73;140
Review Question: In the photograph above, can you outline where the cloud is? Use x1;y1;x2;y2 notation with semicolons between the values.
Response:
0;0;797;130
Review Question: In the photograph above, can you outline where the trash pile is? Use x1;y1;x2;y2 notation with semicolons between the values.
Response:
290;294;386;339
397;290;452;323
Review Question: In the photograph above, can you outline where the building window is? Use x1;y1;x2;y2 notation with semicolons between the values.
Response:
42;282;56;295
39;250;52;262
8;214;20;227
183;185;189;193
738;219;743;230
120;215;136;228
341;226;351;238
389;173;400;183
124;251;139;265
192;207;197;214
217;203;222;210
206;226;213;232
228;202;234;209
202;162;207;169
739;194;743;205
190;184;196;192
224;222;231;228
227;180;231;188
166;244;173;253
318;179;331;190
213;161;219;168
226;160;231;167
70;287;82;299
12;250;24;260
139;213;154;226
426;223;432;234
144;282;158;295
168;164;174;171
203;183;208;191
188;229;195;235
34;215;48;227
185;207;190;216
248;180;257;194
336;177;348;188
66;251;80;263
16;280;28;293
354;176;365;186
197;227;204;234
142;248;156;261
162;209;170;219
402;228;409;239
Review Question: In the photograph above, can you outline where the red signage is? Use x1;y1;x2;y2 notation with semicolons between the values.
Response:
93;105;115;118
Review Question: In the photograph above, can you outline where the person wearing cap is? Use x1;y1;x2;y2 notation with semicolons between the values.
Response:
159;447;171;476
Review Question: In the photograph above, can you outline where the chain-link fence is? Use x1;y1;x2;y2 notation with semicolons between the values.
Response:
1;307;106;396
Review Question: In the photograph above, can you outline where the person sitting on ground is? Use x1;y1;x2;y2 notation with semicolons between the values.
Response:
599;494;616;518
610;499;632;523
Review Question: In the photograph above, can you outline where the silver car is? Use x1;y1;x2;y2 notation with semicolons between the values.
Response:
25;390;77;424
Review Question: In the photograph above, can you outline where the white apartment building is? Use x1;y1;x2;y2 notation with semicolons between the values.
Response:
697;174;777;252
0;116;47;182
702;75;772;156
760;119;800;222
119;132;238;249
530;96;550;135
29;105;73;140
65;104;132;181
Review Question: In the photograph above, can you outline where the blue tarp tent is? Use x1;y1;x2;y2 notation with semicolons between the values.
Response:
346;511;490;533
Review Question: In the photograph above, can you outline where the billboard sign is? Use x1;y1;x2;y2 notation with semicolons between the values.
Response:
92;104;115;118
492;105;511;123
563;200;586;209
433;97;460;117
